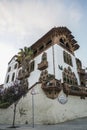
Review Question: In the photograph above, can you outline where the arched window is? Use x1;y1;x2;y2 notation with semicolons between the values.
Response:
67;76;69;83
60;38;64;44
63;51;73;66
66;42;70;49
70;79;72;85
12;73;15;81
63;51;67;63
39;45;44;51
14;63;17;69
8;66;11;72
70;58;72;66
6;75;9;83
63;73;66;82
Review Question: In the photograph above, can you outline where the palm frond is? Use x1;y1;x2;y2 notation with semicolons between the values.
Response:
16;46;33;66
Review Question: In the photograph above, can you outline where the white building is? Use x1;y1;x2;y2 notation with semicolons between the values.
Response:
1;27;87;125
4;27;85;90
4;56;18;88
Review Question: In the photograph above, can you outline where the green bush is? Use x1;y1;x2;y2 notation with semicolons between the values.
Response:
0;102;10;109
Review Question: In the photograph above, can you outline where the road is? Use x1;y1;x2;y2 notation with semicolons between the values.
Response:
0;117;87;130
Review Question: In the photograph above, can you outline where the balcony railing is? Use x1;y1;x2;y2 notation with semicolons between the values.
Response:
77;68;85;74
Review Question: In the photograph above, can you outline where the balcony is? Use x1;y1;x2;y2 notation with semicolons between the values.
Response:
77;68;85;75
38;61;48;70
41;79;62;99
17;69;30;80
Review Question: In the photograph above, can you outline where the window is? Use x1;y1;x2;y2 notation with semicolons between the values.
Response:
14;63;17;69
29;61;35;72
70;79;72;85
76;58;82;69
75;79;78;85
64;51;66;63
39;45;44;51
63;67;78;85
66;42;69;49
69;58;72;66
12;73;15;81
63;51;73;66
46;40;52;46
67;75;69;83
34;50;37;56
8;66;11;72
63;73;66;82
6;75;9;83
60;38;65;44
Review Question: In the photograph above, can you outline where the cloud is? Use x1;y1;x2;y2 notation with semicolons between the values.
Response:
0;43;17;84
0;0;83;35
0;0;84;84
1;1;83;43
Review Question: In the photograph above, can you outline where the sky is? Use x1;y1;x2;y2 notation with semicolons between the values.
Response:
0;0;87;84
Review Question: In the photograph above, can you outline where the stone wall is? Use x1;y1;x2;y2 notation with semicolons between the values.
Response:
0;84;87;125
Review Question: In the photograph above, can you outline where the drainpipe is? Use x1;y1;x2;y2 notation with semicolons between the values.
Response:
52;44;55;77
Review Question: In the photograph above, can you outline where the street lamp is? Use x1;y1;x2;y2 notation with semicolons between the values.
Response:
31;88;37;128
11;80;19;128
12;100;18;128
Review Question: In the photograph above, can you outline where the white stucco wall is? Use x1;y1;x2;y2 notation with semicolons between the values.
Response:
28;46;54;87
0;84;87;125
28;44;81;87
4;58;18;88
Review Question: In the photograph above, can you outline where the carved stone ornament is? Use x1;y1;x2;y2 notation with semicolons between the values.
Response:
58;90;68;104
38;52;48;70
39;70;62;99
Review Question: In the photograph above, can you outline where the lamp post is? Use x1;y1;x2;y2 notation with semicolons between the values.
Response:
31;88;36;128
12;101;18;128
11;80;19;128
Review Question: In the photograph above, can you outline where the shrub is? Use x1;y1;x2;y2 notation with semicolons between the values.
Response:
0;102;10;109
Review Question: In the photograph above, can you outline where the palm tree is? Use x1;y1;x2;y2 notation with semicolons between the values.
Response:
16;46;33;79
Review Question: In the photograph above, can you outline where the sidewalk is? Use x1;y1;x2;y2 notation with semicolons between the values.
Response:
0;124;87;130
1;117;87;130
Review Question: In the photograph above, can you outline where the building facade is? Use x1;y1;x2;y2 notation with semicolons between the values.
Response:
4;27;86;99
4;56;18;88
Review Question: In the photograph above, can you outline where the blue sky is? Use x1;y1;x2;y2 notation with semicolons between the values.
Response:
0;0;87;84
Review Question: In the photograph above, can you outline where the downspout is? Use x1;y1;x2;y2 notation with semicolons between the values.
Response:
52;44;55;77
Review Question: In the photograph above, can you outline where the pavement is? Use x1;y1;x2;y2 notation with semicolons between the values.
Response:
0;117;87;130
